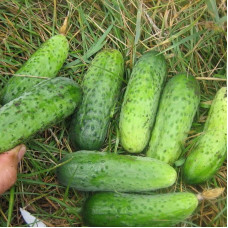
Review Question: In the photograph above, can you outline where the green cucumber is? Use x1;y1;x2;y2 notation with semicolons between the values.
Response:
1;34;69;104
183;87;227;184
56;150;176;192
119;51;167;153
0;77;81;153
146;74;200;164
69;49;124;150
82;192;198;227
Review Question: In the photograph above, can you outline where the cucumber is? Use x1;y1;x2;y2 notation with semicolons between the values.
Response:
1;34;69;104
82;192;198;227
119;51;167;153
0;77;81;153
69;49;124;150
146;74;200;164
56;150;177;192
183;87;227;184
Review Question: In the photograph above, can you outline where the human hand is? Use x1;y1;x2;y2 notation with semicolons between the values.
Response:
0;145;26;194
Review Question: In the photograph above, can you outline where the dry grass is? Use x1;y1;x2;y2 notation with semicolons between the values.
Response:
0;0;227;226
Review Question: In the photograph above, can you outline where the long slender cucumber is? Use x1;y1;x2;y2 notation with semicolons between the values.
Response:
69;49;124;150
119;51;167;153
183;87;227;184
1;34;69;104
146;74;200;164
82;192;198;227
56;150;177;192
0;77;81;153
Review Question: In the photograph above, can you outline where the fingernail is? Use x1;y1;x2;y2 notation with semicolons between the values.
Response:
17;144;26;162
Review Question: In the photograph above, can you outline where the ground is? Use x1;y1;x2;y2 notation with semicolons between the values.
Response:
0;0;227;227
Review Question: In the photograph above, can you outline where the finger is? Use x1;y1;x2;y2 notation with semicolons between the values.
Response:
0;145;26;194
0;144;26;163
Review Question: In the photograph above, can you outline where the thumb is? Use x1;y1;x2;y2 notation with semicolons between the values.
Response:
5;144;26;162
0;145;26;195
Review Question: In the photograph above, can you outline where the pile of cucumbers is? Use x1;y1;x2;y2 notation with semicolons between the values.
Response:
0;33;226;227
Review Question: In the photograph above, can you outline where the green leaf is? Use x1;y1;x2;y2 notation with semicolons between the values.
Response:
205;0;220;23
7;186;15;227
175;158;186;167
134;2;142;46
218;15;227;25
66;24;114;69
160;30;206;54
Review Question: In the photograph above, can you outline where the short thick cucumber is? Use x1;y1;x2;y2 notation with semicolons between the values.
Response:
0;77;81;153
146;74;200;164
183;87;227;184
69;49;124;150
56;150;176;192
82;192;198;227
1;34;69;104
119;51;167;153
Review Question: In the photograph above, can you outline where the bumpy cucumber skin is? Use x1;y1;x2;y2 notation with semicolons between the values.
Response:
0;77;81;153
82;192;198;227
1;34;69;104
183;87;227;184
56;151;177;192
119;51;167;153
69;49;124;150
146;74;200;164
